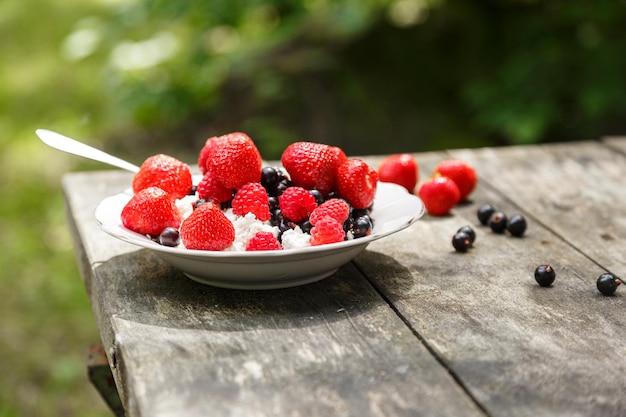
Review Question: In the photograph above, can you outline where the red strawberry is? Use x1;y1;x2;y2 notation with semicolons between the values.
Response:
417;176;461;216
278;186;318;222
310;215;345;246
433;159;477;202
204;132;262;190
281;142;337;196
121;186;181;237
196;171;234;203
377;153;419;193
232;182;271;221
309;198;350;226
180;202;235;251
132;154;193;199
246;231;282;251
198;135;229;175
335;158;379;209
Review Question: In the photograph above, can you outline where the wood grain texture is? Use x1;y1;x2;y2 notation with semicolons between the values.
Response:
63;141;626;417
355;144;626;417
63;170;485;417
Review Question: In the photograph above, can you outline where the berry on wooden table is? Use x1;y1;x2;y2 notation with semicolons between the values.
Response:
457;225;476;245
452;232;472;253
488;212;508;234
377;153;419;193
534;264;556;287
433;159;477;202
477;204;496;225
417;176;460;216
507;214;527;237
597;273;621;296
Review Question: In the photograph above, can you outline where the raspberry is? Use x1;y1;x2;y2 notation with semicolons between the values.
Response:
132;154;193;199
377;153;419;192
121;186;182;237
245;231;282;251
278;186;318;222
335;158;379;209
180;202;235;251
204;132;262;190
281;141;338;196
310;215;345;246
196;171;233;203
417;176;460;216
231;182;271;221
433;159;477;202
309;198;350;226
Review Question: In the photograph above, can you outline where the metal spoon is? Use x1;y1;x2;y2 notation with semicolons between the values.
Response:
36;129;140;173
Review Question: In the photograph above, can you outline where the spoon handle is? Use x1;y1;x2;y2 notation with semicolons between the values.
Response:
36;129;140;173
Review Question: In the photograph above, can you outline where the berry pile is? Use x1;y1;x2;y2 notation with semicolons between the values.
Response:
476;204;527;237
120;135;380;251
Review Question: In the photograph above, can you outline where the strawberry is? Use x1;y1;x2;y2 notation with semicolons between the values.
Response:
132;154;193;199
180;202;235;251
433;159;477;202
309;198;350;226
203;132;262;191
310;215;345;246
417;176;461;216
231;182;271;221
198;135;229;175
335;158;379;209
196;171;234;203
121;186;182;237
246;231;282;251
281;142;337;196
377;153;419;193
278;186;318;222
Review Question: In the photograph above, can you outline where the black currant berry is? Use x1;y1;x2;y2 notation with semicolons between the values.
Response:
477;204;496;225
507;214;527;237
488;212;508;234
260;167;279;193
158;227;180;247
457;226;476;245
352;216;373;238
597;273;622;296
299;220;313;234
309;189;324;206
534;264;556;287
452;232;472;253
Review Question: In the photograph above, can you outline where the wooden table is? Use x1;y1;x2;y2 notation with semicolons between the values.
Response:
64;139;626;417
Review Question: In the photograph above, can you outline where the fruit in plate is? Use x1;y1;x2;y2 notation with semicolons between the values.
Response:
231;182;271;222
132;154;193;199
121;186;182;237
377;154;419;192
335;158;379;209
278;186;318;222
198;134;229;175
309;198;350;226
281;141;338;196
417;176;460;216
246;231;282;251
202;132;263;191
433;159;477;202
196;171;233;203
180;202;235;251
310;215;346;246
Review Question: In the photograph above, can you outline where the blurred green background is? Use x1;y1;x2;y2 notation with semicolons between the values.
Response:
2;0;625;415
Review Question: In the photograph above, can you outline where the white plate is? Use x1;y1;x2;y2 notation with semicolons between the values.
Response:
95;182;424;290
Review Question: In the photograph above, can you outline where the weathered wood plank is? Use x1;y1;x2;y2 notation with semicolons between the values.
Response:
354;144;626;417
63;171;487;417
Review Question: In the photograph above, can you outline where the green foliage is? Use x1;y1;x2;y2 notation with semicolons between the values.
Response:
70;0;626;158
